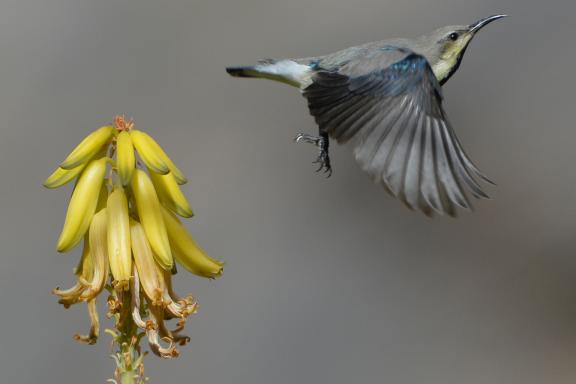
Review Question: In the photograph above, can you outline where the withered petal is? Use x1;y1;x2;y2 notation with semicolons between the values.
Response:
73;299;99;345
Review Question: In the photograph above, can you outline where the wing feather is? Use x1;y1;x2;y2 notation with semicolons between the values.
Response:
303;48;490;216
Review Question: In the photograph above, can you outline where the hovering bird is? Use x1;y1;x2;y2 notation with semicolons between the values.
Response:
226;15;506;216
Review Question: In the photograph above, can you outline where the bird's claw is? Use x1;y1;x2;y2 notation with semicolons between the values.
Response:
313;151;332;176
295;132;332;177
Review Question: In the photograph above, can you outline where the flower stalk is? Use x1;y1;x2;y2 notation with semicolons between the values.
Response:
106;283;147;384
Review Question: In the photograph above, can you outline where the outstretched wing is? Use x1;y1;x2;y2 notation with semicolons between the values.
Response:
303;47;492;216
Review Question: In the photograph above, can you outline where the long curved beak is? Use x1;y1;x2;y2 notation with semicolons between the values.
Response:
469;14;507;34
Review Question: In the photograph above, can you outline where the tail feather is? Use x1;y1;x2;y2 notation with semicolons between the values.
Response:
226;66;260;78
226;60;312;88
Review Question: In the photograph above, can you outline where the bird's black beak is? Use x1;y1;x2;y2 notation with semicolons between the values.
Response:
469;14;507;34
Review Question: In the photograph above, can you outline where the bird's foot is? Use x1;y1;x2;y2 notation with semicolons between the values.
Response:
294;133;332;177
313;149;332;177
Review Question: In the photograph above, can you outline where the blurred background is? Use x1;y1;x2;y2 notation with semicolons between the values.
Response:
1;0;576;383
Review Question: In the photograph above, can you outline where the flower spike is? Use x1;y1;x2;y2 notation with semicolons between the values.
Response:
47;117;223;382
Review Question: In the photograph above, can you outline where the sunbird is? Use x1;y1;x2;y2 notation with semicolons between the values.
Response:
226;15;506;216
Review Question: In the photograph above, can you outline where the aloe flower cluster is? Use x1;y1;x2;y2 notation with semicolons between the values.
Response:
45;116;223;382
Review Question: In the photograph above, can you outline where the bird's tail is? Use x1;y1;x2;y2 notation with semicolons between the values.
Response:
226;60;311;88
226;66;262;78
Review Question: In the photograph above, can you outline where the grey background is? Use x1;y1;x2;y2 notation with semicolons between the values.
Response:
1;0;575;383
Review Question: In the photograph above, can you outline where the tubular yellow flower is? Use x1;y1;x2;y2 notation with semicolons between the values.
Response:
161;206;223;279
116;130;136;186
131;168;173;270
130;130;170;175
133;130;188;184
149;170;194;218
131;219;165;306
57;157;108;252
81;208;110;301
107;187;132;288
60;125;115;170
53;209;110;306
43;164;86;189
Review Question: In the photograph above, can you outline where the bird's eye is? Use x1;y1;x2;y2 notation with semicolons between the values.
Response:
448;32;459;41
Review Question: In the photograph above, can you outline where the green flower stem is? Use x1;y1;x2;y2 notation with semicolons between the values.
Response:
107;287;147;384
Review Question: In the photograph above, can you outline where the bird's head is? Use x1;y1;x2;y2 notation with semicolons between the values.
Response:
418;15;507;84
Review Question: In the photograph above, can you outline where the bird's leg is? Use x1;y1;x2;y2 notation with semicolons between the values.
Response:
294;131;332;177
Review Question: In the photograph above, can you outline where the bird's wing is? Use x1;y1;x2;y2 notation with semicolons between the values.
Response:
303;47;492;216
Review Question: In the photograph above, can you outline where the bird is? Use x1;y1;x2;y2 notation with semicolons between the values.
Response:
226;15;506;217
